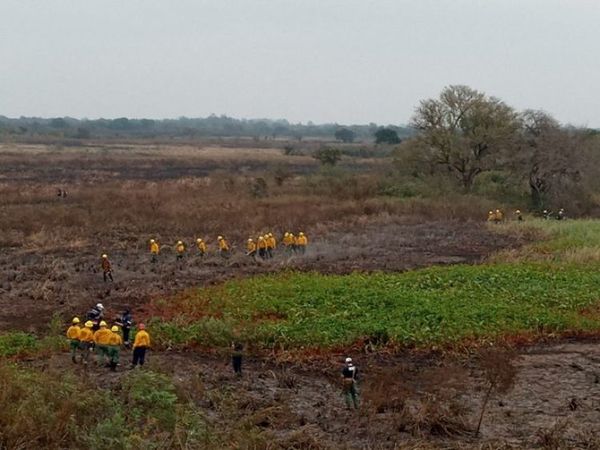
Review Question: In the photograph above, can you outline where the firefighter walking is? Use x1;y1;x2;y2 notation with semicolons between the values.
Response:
66;317;81;363
101;254;113;282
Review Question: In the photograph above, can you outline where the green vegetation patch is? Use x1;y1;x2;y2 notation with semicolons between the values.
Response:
152;263;600;350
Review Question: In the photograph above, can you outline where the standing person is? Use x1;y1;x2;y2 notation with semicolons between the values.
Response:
175;241;185;261
93;321;112;366
101;254;114;282
515;210;523;221
149;239;160;263
257;235;267;259
87;303;105;331
116;308;133;349
246;239;257;260
131;323;150;368
487;210;495;222
231;341;244;376
342;357;359;410
196;238;207;258
217;236;230;258
108;326;123;372
296;232;308;254
283;232;294;254
266;233;276;258
66;317;81;363
78;321;95;365
494;209;504;223
558;208;566;220
288;232;297;253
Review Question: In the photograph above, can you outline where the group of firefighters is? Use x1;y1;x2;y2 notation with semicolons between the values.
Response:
100;232;309;281
66;303;151;371
149;232;309;261
487;208;566;223
65;310;360;409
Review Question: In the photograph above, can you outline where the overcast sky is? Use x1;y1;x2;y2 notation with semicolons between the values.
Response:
1;0;598;126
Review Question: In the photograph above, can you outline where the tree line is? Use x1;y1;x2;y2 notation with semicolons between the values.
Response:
0;114;412;142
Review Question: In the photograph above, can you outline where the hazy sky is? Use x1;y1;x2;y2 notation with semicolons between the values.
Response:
1;0;598;126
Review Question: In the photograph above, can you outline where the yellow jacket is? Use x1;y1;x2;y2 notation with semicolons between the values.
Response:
79;327;94;343
150;242;160;254
93;328;112;345
283;234;294;246
176;243;185;254
247;241;257;252
66;325;80;340
197;241;207;252
133;330;151;348
218;239;229;251
109;332;123;347
257;238;267;249
267;236;276;248
296;235;308;246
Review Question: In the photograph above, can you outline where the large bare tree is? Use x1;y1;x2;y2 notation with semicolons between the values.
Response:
518;110;586;209
410;85;520;191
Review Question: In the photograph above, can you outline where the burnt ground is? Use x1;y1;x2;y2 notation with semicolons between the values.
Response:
35;341;600;449
0;217;521;332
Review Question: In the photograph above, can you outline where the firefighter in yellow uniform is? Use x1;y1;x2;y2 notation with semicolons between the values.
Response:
283;232;294;254
494;209;504;223
246;238;257;260
93;321;112;366
108;326;123;372
218;236;230;258
150;239;160;263
196;238;207;257
175;240;185;261
66;317;81;363
257;235;268;259
296;232;308;254
487;210;495;222
266;233;276;258
79;321;95;365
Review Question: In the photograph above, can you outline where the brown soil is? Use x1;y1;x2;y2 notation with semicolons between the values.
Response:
0;218;520;332
36;340;600;449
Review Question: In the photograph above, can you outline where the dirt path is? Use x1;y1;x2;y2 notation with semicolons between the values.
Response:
36;340;600;449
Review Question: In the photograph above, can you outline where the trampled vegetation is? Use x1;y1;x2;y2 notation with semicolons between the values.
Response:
150;219;600;351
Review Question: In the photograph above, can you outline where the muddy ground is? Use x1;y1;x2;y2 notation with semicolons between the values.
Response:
0;218;520;332
35;341;600;449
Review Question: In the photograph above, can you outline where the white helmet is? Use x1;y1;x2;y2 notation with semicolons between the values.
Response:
345;357;352;364
96;303;104;310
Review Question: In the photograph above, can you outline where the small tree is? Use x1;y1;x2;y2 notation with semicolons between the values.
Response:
313;147;342;166
374;127;401;145
335;128;355;143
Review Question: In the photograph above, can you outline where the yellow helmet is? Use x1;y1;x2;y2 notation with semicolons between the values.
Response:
100;321;107;327
218;236;223;240
111;326;119;332
101;254;108;259
72;317;80;324
85;321;93;328
150;239;155;243
259;235;264;240
284;232;289;236
268;233;273;237
299;232;304;236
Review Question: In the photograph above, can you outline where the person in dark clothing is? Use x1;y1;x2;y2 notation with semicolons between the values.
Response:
86;303;105;331
342;357;359;409
231;341;244;376
115;308;133;349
